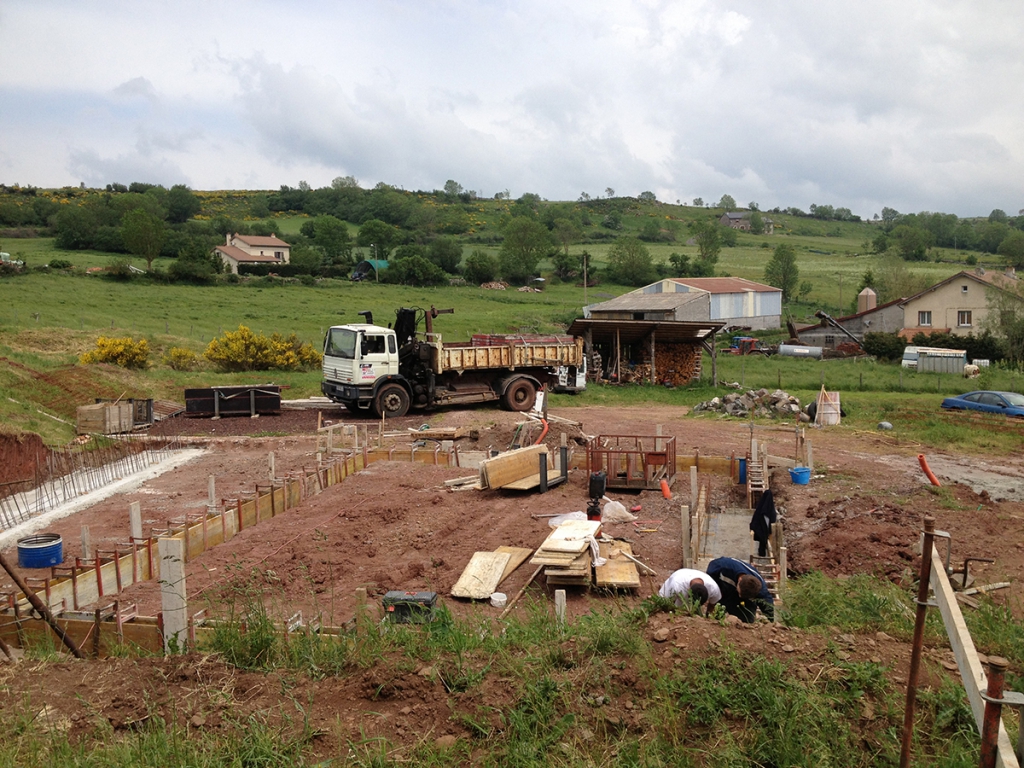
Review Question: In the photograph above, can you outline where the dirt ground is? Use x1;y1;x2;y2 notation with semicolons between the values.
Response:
2;403;1023;755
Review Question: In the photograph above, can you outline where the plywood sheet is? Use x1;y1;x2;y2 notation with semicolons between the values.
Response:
501;468;565;491
450;551;512;599
479;445;548;489
495;546;533;584
540;520;601;552
595;541;641;589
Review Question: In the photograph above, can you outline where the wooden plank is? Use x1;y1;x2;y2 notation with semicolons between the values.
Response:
930;549;1019;768
595;541;641;589
539;520;601;553
450;551;512;599
495;547;533;585
479;445;548;489
529;551;581;566
501;468;564;491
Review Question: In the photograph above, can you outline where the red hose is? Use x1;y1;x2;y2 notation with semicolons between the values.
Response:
533;419;549;445
918;454;941;487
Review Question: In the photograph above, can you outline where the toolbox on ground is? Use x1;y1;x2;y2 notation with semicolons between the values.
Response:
382;591;437;623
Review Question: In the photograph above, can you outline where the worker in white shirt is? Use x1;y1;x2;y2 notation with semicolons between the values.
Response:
658;568;722;614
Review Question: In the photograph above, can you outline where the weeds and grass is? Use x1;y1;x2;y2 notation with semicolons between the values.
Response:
1;567;1008;766
784;571;920;637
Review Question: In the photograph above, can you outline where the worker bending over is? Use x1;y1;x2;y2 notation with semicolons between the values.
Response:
706;557;775;623
658;568;721;614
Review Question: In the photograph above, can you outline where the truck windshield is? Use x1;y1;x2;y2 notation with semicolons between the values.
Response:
325;328;358;359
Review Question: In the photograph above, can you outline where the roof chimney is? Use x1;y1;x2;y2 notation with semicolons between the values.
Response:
226;233;231;246
857;287;877;314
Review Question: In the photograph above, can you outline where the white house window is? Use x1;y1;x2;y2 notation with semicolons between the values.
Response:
957;310;972;327
918;311;932;327
275;251;283;260
961;285;968;294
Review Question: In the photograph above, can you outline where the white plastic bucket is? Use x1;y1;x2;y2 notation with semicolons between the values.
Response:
490;592;507;608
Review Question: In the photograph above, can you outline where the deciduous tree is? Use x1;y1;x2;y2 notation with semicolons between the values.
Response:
717;194;736;210
606;238;656;286
691;220;721;276
121;208;166;270
498;217;552;283
356;219;399;258
764;244;799;302
428;236;463;273
165;184;201;224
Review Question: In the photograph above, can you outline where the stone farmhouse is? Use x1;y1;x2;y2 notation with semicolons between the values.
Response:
899;268;1021;339
214;233;291;274
719;211;774;235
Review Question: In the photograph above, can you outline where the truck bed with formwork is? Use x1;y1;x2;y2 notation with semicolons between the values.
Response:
321;307;584;418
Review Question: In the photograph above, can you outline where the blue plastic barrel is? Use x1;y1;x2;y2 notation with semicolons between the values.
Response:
789;467;811;485
17;533;63;568
737;458;747;485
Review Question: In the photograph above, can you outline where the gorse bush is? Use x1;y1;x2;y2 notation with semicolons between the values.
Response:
80;336;150;368
204;325;322;371
163;346;201;371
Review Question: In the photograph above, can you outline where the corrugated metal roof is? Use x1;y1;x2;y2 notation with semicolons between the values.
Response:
567;318;723;344
587;291;706;312
668;277;780;294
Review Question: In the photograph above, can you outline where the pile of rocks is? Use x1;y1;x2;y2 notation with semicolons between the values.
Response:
693;388;803;419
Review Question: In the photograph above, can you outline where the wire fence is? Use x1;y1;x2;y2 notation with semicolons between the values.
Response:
0;436;186;530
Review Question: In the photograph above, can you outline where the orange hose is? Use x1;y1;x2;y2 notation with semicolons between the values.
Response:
533;418;549;445
918;454;941;487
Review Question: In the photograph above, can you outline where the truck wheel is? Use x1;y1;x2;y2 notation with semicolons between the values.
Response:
502;378;537;412
374;383;410;418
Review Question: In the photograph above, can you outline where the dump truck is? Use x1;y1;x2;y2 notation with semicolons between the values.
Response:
321;307;584;417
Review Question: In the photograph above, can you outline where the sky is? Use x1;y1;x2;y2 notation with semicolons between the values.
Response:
1;1;1022;219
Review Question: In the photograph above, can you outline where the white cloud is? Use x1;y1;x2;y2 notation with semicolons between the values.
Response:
0;0;1021;215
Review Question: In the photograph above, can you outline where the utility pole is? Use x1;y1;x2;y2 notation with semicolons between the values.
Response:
583;252;588;306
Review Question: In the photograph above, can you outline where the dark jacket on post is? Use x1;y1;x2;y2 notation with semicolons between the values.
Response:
706;556;775;623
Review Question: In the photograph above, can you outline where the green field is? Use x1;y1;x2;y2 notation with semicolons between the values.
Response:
0;196;1017;448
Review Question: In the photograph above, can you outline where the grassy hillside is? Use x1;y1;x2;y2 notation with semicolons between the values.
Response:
0;191;1016;447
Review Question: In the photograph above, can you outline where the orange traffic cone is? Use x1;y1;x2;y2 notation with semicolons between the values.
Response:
660;478;672;499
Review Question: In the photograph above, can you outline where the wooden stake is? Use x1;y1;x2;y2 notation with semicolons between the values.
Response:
0;551;84;658
554;589;567;626
81;525;92;560
497;565;543;620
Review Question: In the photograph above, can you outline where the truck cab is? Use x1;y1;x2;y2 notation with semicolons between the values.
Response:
321;322;402;413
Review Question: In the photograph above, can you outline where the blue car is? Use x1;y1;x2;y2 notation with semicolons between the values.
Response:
941;390;1024;417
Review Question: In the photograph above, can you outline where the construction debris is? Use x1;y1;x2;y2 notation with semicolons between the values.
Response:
693;389;802;419
594;540;641;589
530;519;601;587
450;551;512;599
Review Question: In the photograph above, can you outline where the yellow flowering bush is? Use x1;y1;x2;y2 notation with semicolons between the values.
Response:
204;325;322;372
164;347;201;371
80;336;150;369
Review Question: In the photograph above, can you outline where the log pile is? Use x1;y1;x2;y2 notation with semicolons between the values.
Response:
627;342;702;386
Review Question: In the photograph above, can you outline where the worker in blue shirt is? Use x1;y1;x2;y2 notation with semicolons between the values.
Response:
706;557;775;623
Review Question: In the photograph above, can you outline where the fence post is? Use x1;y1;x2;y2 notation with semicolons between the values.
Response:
900;516;936;768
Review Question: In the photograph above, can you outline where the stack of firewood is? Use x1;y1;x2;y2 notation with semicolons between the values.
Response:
634;342;702;386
